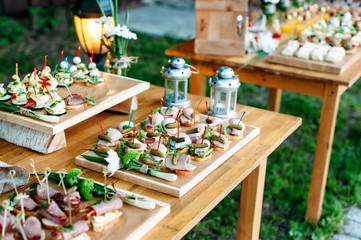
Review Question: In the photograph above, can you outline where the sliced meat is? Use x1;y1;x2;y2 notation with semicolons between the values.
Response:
211;132;230;148
165;155;196;171
125;139;147;153
161;118;179;135
180;108;200;125
62;191;81;208
52;220;89;240
19;216;42;240
64;94;86;106
145;113;164;129
117;121;133;131
160;106;179;118
105;128;122;142
15;197;38;211
89;197;123;216
187;123;207;143
37;184;62;200
1;233;15;240
97;139;117;147
169;133;191;149
39;200;68;226
0;211;13;230
194;139;211;154
227;118;245;136
206;117;224;129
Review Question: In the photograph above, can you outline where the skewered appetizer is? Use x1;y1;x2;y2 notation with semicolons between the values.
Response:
138;131;162;146
44;99;67;116
56;73;74;88
86;68;105;88
0;84;10;101
52;220;90;240
185;123;208;143
73;55;87;72
211;132;230;151
161;118;180;136
227;118;246;140
159;106;179;118
141;142;167;166
141;113;164;132
11;192;39;216
64;94;88;110
39;200;69;229
16;216;45;240
180;108;200;127
204;117;224;130
96;128;122;152
124;139;147;154
25;91;50;110
71;70;88;83
117;121;136;138
11;92;28;106
7;75;26;95
169;133;191;150
189;139;213;161
165;151;196;175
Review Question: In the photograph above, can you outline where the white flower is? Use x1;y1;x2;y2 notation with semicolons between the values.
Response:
117;27;137;40
105;149;120;176
105;24;127;37
95;16;112;26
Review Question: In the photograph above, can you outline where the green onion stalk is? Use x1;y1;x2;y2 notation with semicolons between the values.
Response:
82;149;177;182
0;102;59;123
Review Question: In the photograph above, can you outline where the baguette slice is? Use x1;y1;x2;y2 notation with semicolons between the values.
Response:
90;210;123;232
41;218;63;230
65;102;87;110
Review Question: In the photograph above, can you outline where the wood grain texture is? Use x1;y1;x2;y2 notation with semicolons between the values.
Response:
0;86;301;240
189;60;207;95
237;158;267;240
268;88;282;112
267;48;361;75
306;84;342;222
195;0;248;11
165;39;361;87
0;73;150;135
108;96;138;114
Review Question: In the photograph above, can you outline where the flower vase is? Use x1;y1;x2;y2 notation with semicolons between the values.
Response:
104;55;130;76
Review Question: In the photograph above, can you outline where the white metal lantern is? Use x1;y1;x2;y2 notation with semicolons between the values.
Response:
161;57;198;109
208;66;240;118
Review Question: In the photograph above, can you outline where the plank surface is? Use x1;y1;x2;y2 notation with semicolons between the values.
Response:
0;85;301;240
75;124;260;197
165;39;361;87
0;73;150;134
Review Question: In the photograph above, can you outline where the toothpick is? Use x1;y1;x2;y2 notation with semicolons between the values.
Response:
8;170;18;195
132;129;135;144
157;136;162;151
15;63;18;77
98;122;105;135
91;50;94;63
177;119;180;138
33;86;37;98
15;192;28;223
44;55;47;70
29;159;42;186
238;111;246;125
201;126;207;144
33;68;37;80
167;93;174;109
66;187;77;225
103;167;108;201
52;64;58;77
46;86;53;99
77;46;81;57
193;109;196;128
173;141;177;156
174;109;181;123
150;107;154;133
195;97;203;112
57;170;67;195
219;125;223;136
64;83;73;99
61;50;64;61
43;168;51;204
1;200;10;237
128;109;134;128
12;213;27;240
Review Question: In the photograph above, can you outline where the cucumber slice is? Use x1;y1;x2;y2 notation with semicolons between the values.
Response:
0;95;11;101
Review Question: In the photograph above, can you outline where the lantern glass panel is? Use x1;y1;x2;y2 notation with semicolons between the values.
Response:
231;91;236;111
165;78;175;101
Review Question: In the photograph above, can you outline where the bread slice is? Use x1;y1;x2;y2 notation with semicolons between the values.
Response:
65;102;87;110
227;133;243;140
192;153;212;161
91;210;123;232
95;141;120;152
41;218;62;230
175;169;194;175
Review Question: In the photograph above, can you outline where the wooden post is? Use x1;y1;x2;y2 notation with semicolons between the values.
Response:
108;96;138;114
189;61;207;96
237;158;267;240
306;84;341;222
268;88;282;112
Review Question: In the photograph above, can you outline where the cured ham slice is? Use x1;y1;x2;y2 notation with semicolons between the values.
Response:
15;197;38;211
37;184;62;200
62;191;81;208
165;155;196;171
194;139;211;154
180;108;200;125
64;94;86;106
227;118;245;136
206;117;224;129
39;200;68;226
169;133;191;149
18;216;43;240
186;123;207;143
0;211;13;230
161;118;178;135
97;140;117;147
117;121;133;131
1;233;15;240
145;113;164;129
211;132;230;148
52;220;89;240
124;139;147;153
160;106;179;118
89;197;123;216
105;128;122;142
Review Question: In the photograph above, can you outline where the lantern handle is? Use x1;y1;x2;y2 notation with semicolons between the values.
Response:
185;64;199;74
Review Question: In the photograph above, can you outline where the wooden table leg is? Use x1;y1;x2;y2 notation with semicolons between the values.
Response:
268;88;282;112
189;60;207;96
306;84;341;222
237;158;267;240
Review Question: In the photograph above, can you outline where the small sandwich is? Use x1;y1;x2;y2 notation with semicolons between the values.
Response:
185;123;208;143
161;118;180;136
64;94;87;110
226;118;246;140
141;113;164;132
86;68;106;87
24;92;50;110
11;92;28;106
31;183;63;204
12;192;39;216
211;132;230;151
73;56;87;72
138;130;162;146
0;83;10;101
59;191;81;216
7;75;26;94
169;132;191;150
39;200;69;229
165;152;196;175
180;108;200;127
117;121;136;138
71;70;88;83
124;138;147;154
141;142;167;167
189;139;213;161
0;209;14;233
52;220;90;240
16;216;45;240
85;197;123;232
56;72;74;87
44;100;67;116
204;117;224;131
159;106;179;118
96;128;123;152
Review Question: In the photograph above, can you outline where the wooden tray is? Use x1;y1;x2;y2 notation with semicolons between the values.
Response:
75;124;260;197
266;46;361;75
0;73;150;153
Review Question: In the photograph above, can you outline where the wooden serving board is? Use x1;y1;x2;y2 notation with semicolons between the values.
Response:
266;46;361;75
75;124;260;197
0;73;149;153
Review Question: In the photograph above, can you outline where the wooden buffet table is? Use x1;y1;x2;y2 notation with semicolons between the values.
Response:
0;86;301;240
165;39;361;222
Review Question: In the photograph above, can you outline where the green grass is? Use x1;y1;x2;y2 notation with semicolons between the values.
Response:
0;24;360;240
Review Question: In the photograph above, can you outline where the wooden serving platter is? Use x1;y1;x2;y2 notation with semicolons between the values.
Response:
75;124;260;197
0;73;150;153
266;46;361;75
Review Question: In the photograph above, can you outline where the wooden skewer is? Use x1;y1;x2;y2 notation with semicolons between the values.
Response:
29;159;42;186
57;169;67;195
43;168;51;204
15;192;28;223
1;200;10;237
66;187;77;225
8;170;18;195
12;213;28;240
103;166;107;201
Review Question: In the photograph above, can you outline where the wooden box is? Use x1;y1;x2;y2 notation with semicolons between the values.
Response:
195;0;248;56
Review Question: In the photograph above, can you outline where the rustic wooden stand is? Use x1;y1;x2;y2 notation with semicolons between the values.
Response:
165;39;360;222
0;73;149;154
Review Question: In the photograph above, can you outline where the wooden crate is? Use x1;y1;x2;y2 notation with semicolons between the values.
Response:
195;0;248;56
